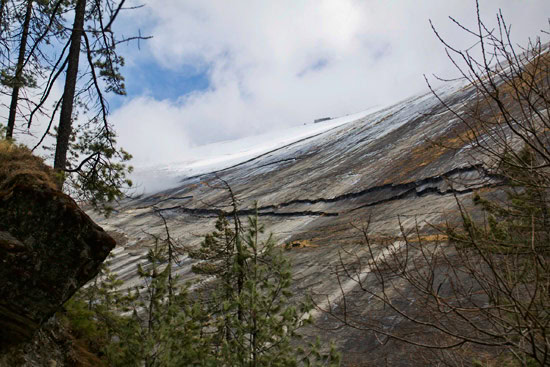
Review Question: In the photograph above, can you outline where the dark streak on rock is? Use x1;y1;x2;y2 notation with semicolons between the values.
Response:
148;165;502;219
256;158;298;169
259;164;501;210
349;182;502;212
135;195;193;208
155;206;338;218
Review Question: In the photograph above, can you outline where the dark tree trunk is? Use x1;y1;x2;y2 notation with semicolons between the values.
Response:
5;0;33;139
54;0;86;184
0;0;7;35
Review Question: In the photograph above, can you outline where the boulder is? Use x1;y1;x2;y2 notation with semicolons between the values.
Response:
0;183;115;349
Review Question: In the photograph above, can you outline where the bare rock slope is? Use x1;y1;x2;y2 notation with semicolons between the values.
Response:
94;80;498;365
96;80;492;280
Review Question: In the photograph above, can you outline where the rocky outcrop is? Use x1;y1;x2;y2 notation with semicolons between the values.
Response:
0;183;115;350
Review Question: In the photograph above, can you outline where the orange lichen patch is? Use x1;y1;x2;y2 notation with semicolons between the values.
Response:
498;51;549;96
200;179;219;189
474;187;500;196
384;123;483;186
284;239;318;250
382;142;450;185
361;233;449;245
461;51;549;128
437;128;478;149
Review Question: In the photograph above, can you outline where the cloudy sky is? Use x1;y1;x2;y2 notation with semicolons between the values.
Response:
106;0;550;167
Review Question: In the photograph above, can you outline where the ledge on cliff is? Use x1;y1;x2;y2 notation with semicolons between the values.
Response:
0;141;116;350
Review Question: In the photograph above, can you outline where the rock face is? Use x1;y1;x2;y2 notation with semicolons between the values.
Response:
91;79;504;365
95;80;494;282
0;183;115;349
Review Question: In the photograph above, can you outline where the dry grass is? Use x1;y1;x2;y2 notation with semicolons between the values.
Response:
0;140;57;191
284;239;319;250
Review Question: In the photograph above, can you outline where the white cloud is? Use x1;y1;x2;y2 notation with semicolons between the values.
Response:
114;0;550;168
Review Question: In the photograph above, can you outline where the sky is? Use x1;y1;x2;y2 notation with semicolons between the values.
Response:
95;1;550;168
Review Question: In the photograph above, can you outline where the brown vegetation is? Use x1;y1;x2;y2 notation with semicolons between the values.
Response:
285;239;319;250
0;140;57;191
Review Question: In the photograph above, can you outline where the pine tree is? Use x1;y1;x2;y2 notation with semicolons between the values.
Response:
53;0;85;175
63;254;128;358
64;221;211;366
5;0;33;140
191;206;340;367
2;0;66;139
0;0;137;214
110;228;211;366
50;0;136;214
64;205;340;366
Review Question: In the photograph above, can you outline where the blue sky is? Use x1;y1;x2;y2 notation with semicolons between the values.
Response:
96;0;550;167
108;61;210;110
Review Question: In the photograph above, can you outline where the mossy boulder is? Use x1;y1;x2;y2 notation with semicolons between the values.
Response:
0;141;115;350
0;140;58;191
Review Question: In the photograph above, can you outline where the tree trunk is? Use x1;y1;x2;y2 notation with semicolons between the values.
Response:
54;0;86;184
0;0;7;35
5;0;33;139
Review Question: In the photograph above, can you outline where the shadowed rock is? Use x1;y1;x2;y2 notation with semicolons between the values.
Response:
0;162;115;349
